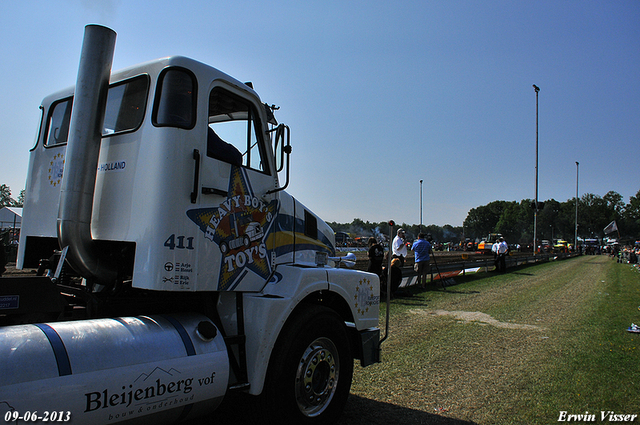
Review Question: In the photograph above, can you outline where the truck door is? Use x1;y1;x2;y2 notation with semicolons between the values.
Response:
187;85;279;291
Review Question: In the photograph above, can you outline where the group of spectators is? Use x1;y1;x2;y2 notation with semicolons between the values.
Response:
366;229;524;297
366;228;434;297
611;245;640;264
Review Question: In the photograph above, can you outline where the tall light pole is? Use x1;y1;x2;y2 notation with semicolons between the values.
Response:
419;179;423;233
575;161;579;250
533;84;540;255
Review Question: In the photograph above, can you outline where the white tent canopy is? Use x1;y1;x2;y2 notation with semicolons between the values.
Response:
0;207;22;229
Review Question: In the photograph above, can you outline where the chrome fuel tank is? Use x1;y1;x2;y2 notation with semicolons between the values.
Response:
0;313;229;424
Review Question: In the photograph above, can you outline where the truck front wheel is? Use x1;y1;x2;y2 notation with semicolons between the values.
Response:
261;305;353;424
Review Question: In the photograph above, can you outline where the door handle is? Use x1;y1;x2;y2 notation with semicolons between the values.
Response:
191;149;200;203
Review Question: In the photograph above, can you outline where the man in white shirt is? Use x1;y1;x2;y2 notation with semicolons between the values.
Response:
496;237;508;272
491;240;500;270
392;228;408;267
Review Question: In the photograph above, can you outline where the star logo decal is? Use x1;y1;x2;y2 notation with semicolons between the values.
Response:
48;152;65;187
187;166;279;290
355;277;375;316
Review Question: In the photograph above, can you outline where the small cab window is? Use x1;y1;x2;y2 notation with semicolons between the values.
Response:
153;68;197;129
103;75;149;135
207;87;268;173
45;98;73;146
304;210;318;240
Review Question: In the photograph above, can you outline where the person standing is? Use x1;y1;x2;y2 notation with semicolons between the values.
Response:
380;257;403;298
392;228;408;266
496;237;508;272
491;239;500;271
367;237;384;276
412;233;432;288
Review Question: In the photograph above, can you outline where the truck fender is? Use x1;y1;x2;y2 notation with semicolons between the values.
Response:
236;265;330;395
327;268;380;330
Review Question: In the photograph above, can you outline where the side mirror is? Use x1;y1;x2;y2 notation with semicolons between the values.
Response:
273;124;290;172
268;124;291;194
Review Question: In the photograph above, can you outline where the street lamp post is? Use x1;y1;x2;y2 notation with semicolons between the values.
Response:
575;161;579;250
533;84;540;255
419;179;423;233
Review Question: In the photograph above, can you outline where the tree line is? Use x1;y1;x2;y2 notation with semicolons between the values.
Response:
330;189;640;245
327;218;461;245
0;185;24;208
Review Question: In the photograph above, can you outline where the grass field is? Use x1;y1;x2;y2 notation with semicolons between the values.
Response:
337;254;640;424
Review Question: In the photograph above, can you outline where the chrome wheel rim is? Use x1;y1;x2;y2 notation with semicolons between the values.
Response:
295;337;339;417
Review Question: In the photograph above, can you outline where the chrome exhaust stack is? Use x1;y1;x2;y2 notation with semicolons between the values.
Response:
57;24;118;285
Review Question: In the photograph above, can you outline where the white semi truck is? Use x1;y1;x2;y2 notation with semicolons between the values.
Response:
0;25;381;425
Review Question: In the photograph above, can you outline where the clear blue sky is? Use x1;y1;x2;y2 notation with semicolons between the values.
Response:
1;0;638;227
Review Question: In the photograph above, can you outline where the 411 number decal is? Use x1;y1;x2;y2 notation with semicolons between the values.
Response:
164;234;195;250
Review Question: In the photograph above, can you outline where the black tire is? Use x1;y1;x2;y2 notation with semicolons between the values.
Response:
260;304;353;424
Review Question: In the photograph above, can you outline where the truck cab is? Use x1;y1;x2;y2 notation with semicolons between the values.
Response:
19;55;336;293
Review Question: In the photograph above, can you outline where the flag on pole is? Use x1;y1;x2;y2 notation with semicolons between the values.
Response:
603;220;618;234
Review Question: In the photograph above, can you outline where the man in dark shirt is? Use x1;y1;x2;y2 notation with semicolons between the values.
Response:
367;237;384;276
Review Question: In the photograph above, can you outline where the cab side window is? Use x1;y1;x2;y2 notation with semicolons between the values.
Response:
207;87;268;173
45;98;73;146
44;75;149;146
153;68;197;129
103;75;149;135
